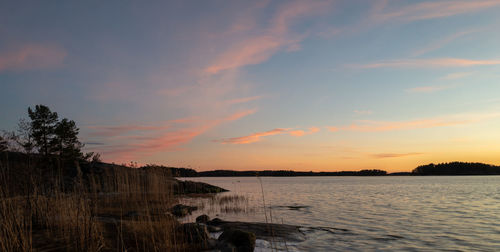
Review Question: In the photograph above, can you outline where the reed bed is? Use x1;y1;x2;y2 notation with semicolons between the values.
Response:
0;153;194;252
178;193;255;218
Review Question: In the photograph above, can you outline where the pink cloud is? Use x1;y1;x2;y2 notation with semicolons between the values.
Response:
219;126;320;144
88;109;257;162
343;119;467;132
88;125;169;137
87;117;196;137
204;0;333;74
406;85;453;94
0;44;66;72
204;36;283;74
412;30;477;56
353;58;500;69
220;128;289;144
289;127;320;136
288;130;306;136
343;1;499;41
373;0;500;23
440;72;473;80
330;113;500;132
371;152;423;159
225;95;264;105
326;126;339;132
309;126;320;133
223;109;257;121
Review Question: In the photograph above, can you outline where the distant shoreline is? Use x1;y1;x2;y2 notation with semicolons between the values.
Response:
173;162;500;177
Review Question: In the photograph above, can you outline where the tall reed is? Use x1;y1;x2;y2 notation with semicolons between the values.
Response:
0;153;188;251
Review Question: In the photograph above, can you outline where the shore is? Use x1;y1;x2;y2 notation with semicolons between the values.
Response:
0;153;295;251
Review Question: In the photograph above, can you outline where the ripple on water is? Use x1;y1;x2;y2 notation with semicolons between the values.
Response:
182;176;500;251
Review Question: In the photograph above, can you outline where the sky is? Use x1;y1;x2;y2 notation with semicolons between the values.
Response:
1;0;500;172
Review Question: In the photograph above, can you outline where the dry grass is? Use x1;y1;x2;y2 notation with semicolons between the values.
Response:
0;152;197;252
178;193;254;217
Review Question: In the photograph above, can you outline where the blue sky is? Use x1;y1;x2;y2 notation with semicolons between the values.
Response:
2;0;500;171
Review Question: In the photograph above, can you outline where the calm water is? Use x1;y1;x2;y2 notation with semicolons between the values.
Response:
182;176;500;251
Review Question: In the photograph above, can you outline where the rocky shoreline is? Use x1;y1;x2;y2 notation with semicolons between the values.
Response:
175;208;305;251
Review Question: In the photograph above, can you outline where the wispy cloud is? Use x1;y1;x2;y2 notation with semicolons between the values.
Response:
87;118;197;137
288;127;320;137
326;126;339;132
225;95;264;105
88;125;170;137
204;0;333;74
370;152;423;159
406;84;457;94
412;29;477;56
440;72;474;80
372;0;500;23
219;126;320;144
88;109;256;162
219;128;289;144
353;58;500;69
330;113;500;132
344;1;500;37
0;44;66;72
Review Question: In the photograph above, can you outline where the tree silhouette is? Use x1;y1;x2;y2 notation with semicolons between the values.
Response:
52;118;84;159
0;136;8;152
16;118;35;154
28;105;59;156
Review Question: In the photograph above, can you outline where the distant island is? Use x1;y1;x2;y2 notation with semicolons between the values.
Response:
412;162;500;175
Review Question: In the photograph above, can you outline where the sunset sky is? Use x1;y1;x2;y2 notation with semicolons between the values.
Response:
2;0;500;172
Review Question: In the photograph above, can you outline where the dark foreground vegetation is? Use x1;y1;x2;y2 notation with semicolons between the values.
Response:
412;162;500;175
0;150;236;251
0;105;234;252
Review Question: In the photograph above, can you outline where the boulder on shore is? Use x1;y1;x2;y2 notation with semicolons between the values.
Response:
196;214;210;223
208;219;305;242
171;204;198;217
218;229;256;252
173;180;228;194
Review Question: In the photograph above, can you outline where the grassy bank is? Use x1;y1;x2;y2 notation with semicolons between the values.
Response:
0;151;226;251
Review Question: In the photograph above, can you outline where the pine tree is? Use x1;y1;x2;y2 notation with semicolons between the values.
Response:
52;118;84;160
28;105;59;156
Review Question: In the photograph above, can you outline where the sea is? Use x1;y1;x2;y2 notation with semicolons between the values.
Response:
180;176;500;251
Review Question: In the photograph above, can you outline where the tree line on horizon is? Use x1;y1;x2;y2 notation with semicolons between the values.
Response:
412;162;500;175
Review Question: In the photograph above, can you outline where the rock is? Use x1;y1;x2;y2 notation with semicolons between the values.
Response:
216;242;237;252
207;225;222;232
208;219;305;242
208;217;223;226
174;180;228;194
178;223;209;244
171;204;197;217
218;229;256;252
206;238;218;249
196;214;210;223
